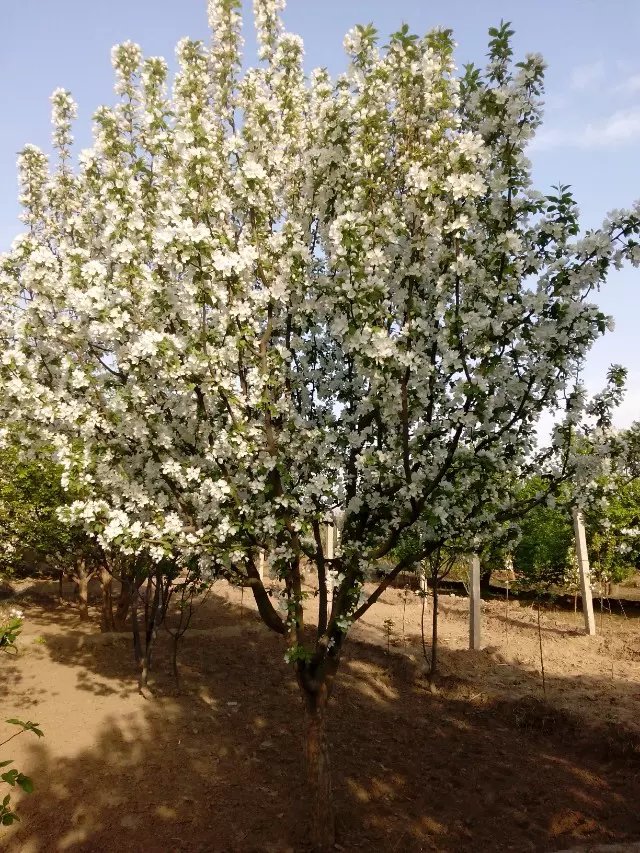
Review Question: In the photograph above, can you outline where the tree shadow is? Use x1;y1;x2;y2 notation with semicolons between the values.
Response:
3;590;640;852
487;611;583;638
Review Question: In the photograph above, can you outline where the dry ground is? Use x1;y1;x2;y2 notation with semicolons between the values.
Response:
1;577;640;852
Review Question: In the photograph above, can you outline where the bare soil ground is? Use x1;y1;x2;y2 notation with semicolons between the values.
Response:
1;578;640;852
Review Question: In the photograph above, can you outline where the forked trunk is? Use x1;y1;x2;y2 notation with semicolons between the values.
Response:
303;684;335;852
73;558;95;620
76;574;90;620
132;573;161;694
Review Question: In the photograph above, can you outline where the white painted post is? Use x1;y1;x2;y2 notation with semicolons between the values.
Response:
258;549;265;582
325;517;335;612
325;520;335;561
469;554;481;650
419;565;428;595
572;507;596;636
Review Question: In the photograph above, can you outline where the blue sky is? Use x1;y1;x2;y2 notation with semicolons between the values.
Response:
2;0;639;428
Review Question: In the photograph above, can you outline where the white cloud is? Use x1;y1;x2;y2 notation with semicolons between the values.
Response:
583;108;640;146
569;60;605;91
614;73;640;96
531;107;640;151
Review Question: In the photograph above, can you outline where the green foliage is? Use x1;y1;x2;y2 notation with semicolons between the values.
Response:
0;615;22;654
1;633;43;828
585;477;640;583
0;722;39;827
5;720;44;740
0;446;67;573
512;478;573;590
284;644;313;664
0;442;100;580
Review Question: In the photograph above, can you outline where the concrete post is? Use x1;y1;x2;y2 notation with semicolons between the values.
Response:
258;549;265;582
325;521;334;561
419;565;428;594
469;554;481;650
572;507;596;636
325;518;335;612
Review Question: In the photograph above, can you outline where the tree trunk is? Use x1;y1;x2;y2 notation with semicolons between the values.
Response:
100;567;116;632
429;577;439;685
131;573;162;694
139;645;153;693
75;562;90;620
132;585;143;667
303;684;335;853
171;637;181;692
420;587;428;668
480;567;492;594
115;577;132;630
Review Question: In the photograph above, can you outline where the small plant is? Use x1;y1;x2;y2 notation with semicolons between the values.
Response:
0;720;43;827
0;611;44;827
399;586;410;644
383;618;395;655
0;609;24;655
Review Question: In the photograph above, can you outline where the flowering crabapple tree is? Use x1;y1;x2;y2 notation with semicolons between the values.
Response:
2;3;640;847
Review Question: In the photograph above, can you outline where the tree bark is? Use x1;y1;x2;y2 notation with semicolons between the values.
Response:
132;585;143;667
479;567;492;593
131;572;162;694
75;561;90;620
429;576;439;685
302;683;335;853
100;567;116;632
171;637;181;693
115;576;132;630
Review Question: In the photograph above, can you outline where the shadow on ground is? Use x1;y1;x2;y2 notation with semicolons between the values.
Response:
3;590;640;853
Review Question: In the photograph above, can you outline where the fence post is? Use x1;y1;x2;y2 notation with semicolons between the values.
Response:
572;507;596;636
325;516;335;612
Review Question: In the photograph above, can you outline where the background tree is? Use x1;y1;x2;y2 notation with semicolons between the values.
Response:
585;476;640;588
0;442;103;618
2;4;640;849
512;477;574;591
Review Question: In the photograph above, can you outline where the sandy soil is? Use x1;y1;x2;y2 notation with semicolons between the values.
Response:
1;578;640;852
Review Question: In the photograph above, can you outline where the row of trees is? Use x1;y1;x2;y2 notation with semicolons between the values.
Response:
512;475;640;591
0;442;206;687
1;2;640;848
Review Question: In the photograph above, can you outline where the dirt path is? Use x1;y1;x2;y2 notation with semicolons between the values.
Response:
1;580;639;852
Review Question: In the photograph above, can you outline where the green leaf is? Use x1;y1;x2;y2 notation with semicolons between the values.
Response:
16;774;33;794
2;813;17;825
0;761;13;769
5;719;43;737
1;770;18;786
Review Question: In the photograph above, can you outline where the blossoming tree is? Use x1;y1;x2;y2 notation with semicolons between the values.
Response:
1;3;640;847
